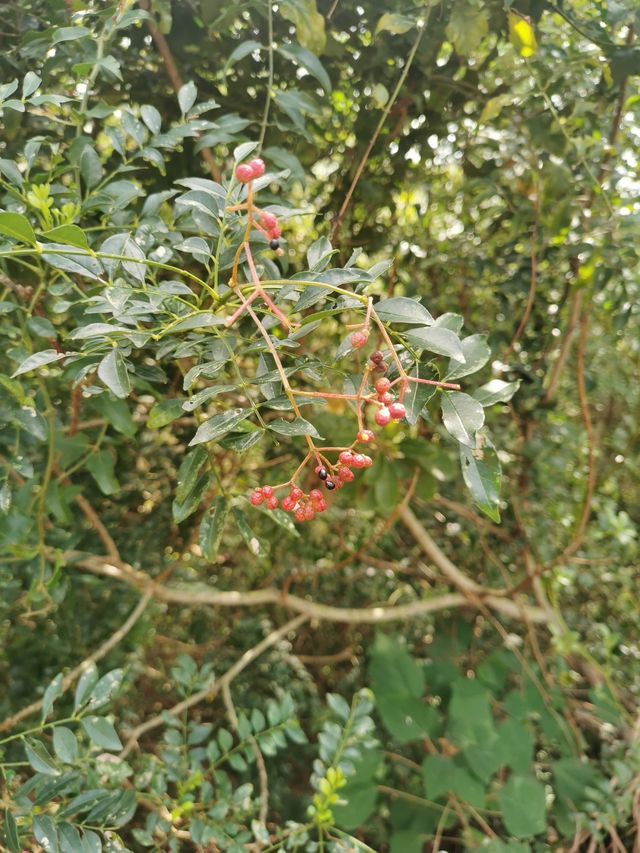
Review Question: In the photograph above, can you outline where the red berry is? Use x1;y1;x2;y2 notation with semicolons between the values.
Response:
339;450;354;466
357;429;375;443
374;378;391;394
389;402;406;420
249;490;264;506
265;495;279;510
235;164;254;183
261;485;274;497
281;496;295;511
378;391;394;405
304;505;315;521
332;476;344;489
270;225;282;238
290;486;303;501
295;507;306;522
249;158;266;177
260;211;277;229
352;453;366;469
315;499;328;512
350;330;369;349
339;466;354;481
309;488;323;501
370;350;384;364
363;455;373;467
375;407;392;426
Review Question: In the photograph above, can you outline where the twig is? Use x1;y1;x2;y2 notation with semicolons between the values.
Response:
509;176;539;350
120;615;306;757
0;590;152;733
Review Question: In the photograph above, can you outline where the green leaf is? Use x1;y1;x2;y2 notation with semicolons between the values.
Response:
404;362;439;424
224;40;262;74
52;25;91;44
268;417;320;437
42;224;90;250
498;775;546;837
279;0;326;54
175;446;208;504
447;678;494;746
232;506;265;557
80;145;103;189
74;664;99;711
178;80;197;115
81;716;123;751
141;104;162;135
100;233;146;283
552;757;600;807
189;409;252;445
375;296;433;326
25;739;59;776
12;349;66;378
404;326;465;361
33;815;59;852
446;0;489;57
172;472;210;524
86;450;120;496
278;43;331;93
441;391;485;448
474;379;520;407
41;672;64;720
53;726;79;764
89;396;137;437
509;12;538;58
422;754;485;807
0;481;10;514
86;667;124;710
23;71;41;98
446;334;491;380
0;211;36;244
370;634;424;698
168;312;225;332
460;435;501;522
375;12;416;37
199;496;230;559
42;244;102;280
148;398;185;428
3;809;20;853
498;718;534;776
98;350;130;399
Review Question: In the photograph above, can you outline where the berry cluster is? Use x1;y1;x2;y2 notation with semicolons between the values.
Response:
235;158;282;249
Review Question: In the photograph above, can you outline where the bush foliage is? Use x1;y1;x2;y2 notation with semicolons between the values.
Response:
1;1;639;851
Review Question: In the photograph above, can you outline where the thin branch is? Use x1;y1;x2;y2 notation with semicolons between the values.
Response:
120;614;307;757
68;551;549;624
509;177;539;350
0;589;152;733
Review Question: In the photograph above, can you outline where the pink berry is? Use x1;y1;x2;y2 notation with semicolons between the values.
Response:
265;495;279;510
350;330;369;349
333;476;344;489
339;466;354;481
379;391;394;405
249;490;264;506
249;158;266;177
339;451;354;466
375;407;392;426
261;485;274;498
290;486;303;501
315;499;328;512
352;453;366;468
363;455;373;467
357;429;375;443
374;377;391;394
235;164;254;183
304;505;315;521
281;496;295;511
295;507;306;522
260;211;277;229
309;489;323;502
389;402;406;420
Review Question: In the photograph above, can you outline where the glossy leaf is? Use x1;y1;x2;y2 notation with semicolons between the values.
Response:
441;391;485;447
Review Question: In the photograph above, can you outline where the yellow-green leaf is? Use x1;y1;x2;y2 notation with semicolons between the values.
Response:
509;13;538;58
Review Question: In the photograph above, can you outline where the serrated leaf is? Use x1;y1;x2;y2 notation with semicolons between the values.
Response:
81;716;123;751
42;673;64;720
98;350;130;399
441;391;484;447
0;211;36;244
498;774;546;837
268;417;320;437
12;349;66;377
460;435;501;522
404;326;465;361
53;726;79;764
189;409;252;445
199;496;229;559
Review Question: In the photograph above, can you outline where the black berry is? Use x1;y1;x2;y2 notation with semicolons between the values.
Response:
270;238;280;250
318;467;328;480
325;480;336;490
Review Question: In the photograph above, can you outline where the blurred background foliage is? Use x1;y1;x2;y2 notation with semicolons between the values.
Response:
1;0;639;850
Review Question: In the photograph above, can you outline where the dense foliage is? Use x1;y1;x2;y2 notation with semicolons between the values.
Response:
1;0;639;851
